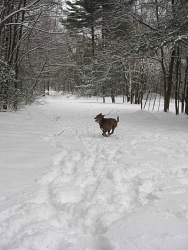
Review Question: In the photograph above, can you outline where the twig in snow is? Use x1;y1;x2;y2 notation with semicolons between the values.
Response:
53;116;60;121
28;111;32;119
58;129;65;136
39;112;53;121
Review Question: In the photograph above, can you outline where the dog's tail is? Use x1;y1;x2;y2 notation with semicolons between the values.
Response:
117;116;119;123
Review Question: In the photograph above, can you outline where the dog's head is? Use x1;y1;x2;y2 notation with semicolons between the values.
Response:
94;113;104;123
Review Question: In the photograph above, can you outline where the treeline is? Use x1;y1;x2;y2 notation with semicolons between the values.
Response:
0;0;64;110
62;0;188;114
0;0;188;114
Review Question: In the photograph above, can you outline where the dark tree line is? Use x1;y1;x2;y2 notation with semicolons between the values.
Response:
0;0;188;114
0;0;62;110
62;0;188;113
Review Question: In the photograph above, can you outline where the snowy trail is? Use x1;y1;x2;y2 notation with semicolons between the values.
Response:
0;96;188;250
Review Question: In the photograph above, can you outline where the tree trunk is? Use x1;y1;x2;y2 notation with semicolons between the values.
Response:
160;48;168;112
182;57;188;113
166;49;176;111
175;46;180;115
91;22;95;56
111;94;115;103
184;58;188;115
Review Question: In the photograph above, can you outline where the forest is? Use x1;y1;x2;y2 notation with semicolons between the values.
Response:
0;0;188;114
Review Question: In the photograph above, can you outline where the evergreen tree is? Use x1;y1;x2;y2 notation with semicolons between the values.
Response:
63;0;101;55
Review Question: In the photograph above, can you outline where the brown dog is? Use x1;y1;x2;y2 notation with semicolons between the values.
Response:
94;113;119;137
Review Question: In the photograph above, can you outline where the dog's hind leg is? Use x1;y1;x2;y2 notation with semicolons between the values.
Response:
102;132;108;137
109;126;115;135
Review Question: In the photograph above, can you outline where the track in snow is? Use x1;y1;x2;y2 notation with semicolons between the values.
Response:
1;96;188;250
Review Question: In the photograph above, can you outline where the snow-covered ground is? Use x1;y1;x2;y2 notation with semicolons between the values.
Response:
0;95;188;250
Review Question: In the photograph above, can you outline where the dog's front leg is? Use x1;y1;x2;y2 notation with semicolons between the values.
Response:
101;129;107;137
102;131;107;137
109;127;115;135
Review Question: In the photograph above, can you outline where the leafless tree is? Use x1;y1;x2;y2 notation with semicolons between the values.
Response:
0;0;62;110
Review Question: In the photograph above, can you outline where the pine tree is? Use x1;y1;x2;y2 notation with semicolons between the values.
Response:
63;0;101;55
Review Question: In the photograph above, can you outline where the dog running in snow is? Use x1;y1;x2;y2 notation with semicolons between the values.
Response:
94;113;119;137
